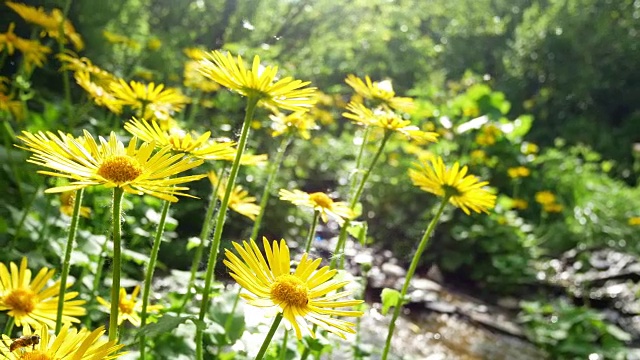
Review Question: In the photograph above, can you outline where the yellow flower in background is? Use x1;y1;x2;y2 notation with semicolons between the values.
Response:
102;30;140;50
269;111;319;140
198;51;317;112
146;37;162;51
279;189;355;225
57;51;116;85
534;191;556;205
470;149;487;163
110;79;190;122
475;124;502;146
0;257;86;329
507;166;531;179
628;217;640;226
124;118;238;161
345;74;414;113
543;203;563;213
409;156;496;215
0;90;24;120
521;142;539;155
207;171;260;220
96;285;162;327
344;101;438;143
0;23;52;72
0;323;124;360
183;47;208;60
183;60;220;92
74;71;123;114
224;238;364;339
511;198;529;210
6;2;84;51
219;152;269;166
59;191;91;218
17;130;206;202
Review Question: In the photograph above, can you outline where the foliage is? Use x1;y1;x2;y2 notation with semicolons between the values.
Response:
519;300;630;360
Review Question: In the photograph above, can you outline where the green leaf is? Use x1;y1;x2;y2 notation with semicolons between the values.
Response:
381;288;401;315
605;324;631;342
136;315;194;339
346;221;368;245
503;114;533;142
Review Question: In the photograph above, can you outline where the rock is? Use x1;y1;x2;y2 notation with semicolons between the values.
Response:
382;262;407;277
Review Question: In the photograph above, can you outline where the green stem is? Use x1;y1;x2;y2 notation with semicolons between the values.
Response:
139;199;171;359
279;329;288;360
381;197;449;360
85;231;109;328
186;91;202;127
349;131;391;210
330;131;392;269
223;288;241;331
250;134;292;241
303;211;320;253
57;0;73;125
3;317;14;336
11;186;39;246
195;96;259;360
255;313;283;360
348;127;370;201
179;169;222;314
108;187;125;342
55;189;84;333
299;340;312;360
3;121;23;200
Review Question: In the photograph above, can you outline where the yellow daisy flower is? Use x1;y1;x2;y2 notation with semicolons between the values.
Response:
74;72;123;114
279;189;355;225
102;30;140;50
628;217;640;226
409;156;497;215
96;285;162;327
198;51;317;112
183;47;208;60
224;238;364;339
269;111;319;140
146;37;162;51
124;118;237;160
57;52;116;85
345;74;414;113
507;166;531;179
219;152;269;166
534;191;556;205
521;142;540;155
511;198;529;210
543;203;564;213
0;23;51;72
0;258;86;329
0;90;24;121
59;191;91;218
0;323;124;360
207;171;260;220
6;2;84;51
343;101;438;143
475;124;502;146
17;130;206;202
109;79;190;122
183;60;220;92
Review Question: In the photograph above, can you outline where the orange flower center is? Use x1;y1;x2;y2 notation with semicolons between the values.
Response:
97;155;143;184
119;298;136;314
309;193;333;209
4;288;36;314
21;351;49;360
270;274;309;307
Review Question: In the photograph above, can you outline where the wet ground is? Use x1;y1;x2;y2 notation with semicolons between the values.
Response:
360;309;543;360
